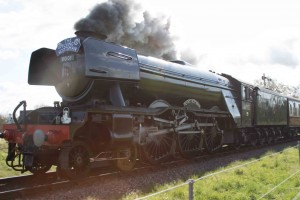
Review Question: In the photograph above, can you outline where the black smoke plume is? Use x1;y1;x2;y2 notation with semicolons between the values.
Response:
74;0;177;60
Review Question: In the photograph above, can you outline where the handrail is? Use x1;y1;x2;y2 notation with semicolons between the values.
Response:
12;100;27;132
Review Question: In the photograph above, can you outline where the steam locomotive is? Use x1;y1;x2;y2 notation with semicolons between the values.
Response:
1;31;300;179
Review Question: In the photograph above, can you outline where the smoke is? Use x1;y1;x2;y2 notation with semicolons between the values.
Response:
74;0;178;60
179;48;202;65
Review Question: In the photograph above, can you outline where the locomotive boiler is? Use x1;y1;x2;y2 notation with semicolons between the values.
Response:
1;32;299;179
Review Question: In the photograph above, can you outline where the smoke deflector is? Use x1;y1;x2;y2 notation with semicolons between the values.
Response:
83;37;140;81
28;48;60;86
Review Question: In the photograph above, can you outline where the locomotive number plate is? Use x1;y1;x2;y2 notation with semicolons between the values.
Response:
61;55;76;62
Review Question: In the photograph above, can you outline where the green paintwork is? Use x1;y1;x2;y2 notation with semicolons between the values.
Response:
255;89;287;126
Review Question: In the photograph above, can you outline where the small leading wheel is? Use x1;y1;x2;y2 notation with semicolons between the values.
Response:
204;126;223;153
177;130;203;158
28;159;52;175
58;141;91;179
115;144;137;171
141;132;174;165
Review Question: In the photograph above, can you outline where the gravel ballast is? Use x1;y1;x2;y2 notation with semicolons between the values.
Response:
25;141;297;200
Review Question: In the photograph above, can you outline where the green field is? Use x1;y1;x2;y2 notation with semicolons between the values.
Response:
0;140;25;177
0;119;30;177
124;146;300;200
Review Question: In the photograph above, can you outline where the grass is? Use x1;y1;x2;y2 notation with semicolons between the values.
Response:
123;146;300;200
0;140;30;178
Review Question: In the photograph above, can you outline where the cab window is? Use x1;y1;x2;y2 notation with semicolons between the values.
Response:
242;85;252;100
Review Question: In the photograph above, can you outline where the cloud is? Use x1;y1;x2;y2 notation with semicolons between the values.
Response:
0;49;20;60
267;38;300;68
0;82;60;115
191;29;300;86
223;32;300;71
268;46;299;68
0;0;104;50
0;0;23;13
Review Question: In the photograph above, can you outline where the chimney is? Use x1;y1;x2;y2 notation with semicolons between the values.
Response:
75;30;107;40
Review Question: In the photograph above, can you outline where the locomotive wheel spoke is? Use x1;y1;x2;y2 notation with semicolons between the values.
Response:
115;143;137;171
58;141;91;179
177;113;203;158
204;126;223;153
177;131;203;158
141;133;174;164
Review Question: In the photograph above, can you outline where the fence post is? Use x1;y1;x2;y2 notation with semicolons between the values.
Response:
188;179;194;200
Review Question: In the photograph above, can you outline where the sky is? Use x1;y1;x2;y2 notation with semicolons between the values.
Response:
0;0;300;114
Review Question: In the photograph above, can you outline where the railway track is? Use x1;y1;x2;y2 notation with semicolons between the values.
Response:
0;168;121;199
0;139;298;199
0;172;60;199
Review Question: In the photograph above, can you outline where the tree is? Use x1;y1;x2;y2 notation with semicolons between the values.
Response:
254;75;300;98
0;115;5;130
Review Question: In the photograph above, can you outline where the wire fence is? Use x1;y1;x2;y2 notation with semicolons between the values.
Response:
135;143;300;200
257;169;300;200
